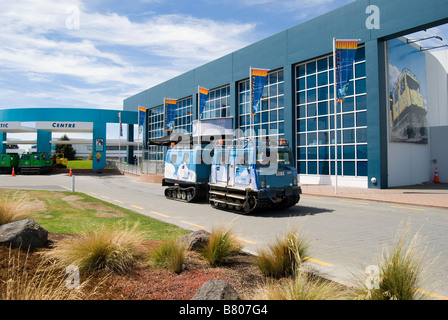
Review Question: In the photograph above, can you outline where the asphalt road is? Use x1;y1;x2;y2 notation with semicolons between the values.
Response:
1;173;448;299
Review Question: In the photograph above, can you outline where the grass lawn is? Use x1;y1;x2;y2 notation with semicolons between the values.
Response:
0;189;189;240
67;160;92;169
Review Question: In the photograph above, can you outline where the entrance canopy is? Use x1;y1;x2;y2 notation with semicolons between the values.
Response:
0;108;138;170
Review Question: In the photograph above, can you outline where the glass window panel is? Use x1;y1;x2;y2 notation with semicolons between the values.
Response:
317;58;328;72
298;133;306;146
298;106;306;118
298;147;307;160
298;92;306;104
306;61;316;74
308;147;317;160
319;161;330;175
318;102;328;115
307;104;317;117
307;118;317;131
356;128;367;143
343;161;356;176
278;108;284;120
307;89;317;103
318;72;328;86
357;111;367;127
298;120;306;132
307;132;317;145
343;145;356;159
356;95;367;110
270;110;278;122
307;75;316;88
318;131;329;145
297;65;306;77
357;161;368;176
299;161;307;174
343;129;355;143
355;46;365;62
355;62;366;78
308;161;317;174
357;145;368;159
356;78;366;94
343;97;354;112
318;117;328;131
343;113;355;128
319;146;329;159
318;86;328;101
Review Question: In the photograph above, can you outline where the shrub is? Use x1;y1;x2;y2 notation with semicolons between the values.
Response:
150;239;187;273
45;222;146;274
253;268;347;300
0;192;31;226
256;228;310;278
351;221;429;300
201;225;243;266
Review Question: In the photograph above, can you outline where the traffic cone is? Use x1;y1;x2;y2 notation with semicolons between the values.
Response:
434;167;440;183
11;167;15;177
69;168;72;177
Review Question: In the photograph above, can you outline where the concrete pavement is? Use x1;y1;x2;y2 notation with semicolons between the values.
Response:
300;183;448;210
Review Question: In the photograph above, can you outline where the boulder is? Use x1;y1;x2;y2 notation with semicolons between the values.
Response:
193;279;240;300
0;219;48;250
179;230;211;251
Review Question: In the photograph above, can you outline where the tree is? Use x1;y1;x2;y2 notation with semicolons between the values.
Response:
55;135;76;160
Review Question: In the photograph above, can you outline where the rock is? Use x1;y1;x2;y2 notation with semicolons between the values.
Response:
179;230;211;251
0;219;48;250
193;279;241;300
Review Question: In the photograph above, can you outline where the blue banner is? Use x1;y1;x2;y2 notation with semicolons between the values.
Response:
198;87;209;119
251;68;268;115
164;99;177;132
138;107;146;134
335;40;358;102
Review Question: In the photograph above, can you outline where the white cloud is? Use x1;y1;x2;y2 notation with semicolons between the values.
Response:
0;0;256;109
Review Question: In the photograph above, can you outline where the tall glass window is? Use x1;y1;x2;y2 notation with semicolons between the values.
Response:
147;105;165;161
200;85;230;120
175;96;193;134
238;69;285;139
295;47;367;177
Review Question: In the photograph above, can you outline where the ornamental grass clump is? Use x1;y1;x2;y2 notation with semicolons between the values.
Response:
201;225;243;266
0;192;31;226
256;228;310;278
351;221;430;300
150;239;187;273
45;222;146;274
253;268;347;300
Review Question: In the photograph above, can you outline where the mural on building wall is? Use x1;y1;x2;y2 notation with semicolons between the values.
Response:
388;38;428;144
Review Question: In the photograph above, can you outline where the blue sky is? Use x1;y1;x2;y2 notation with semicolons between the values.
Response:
1;0;447;142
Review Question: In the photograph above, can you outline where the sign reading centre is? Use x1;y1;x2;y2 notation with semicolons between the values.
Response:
35;122;93;132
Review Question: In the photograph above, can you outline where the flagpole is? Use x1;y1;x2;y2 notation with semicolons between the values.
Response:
333;38;339;195
118;112;121;165
198;86;201;145
249;66;253;141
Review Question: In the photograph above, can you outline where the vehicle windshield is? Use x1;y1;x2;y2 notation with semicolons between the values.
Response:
256;149;292;166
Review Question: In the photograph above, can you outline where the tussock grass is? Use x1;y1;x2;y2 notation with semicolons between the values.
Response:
351;221;430;300
150;239;187;273
44;222;146;274
0;248;99;300
253;268;347;300
256;228;310;278
201;225;243;266
0;192;32;226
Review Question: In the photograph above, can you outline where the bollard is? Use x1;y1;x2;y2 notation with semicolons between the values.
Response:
71;175;75;193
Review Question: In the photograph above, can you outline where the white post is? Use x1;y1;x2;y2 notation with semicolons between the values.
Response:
71;175;75;193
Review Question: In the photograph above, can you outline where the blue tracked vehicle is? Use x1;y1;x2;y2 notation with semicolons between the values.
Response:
160;136;301;214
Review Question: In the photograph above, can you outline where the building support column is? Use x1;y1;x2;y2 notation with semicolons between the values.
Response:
92;122;106;170
127;124;134;164
0;132;6;154
365;39;389;189
36;130;51;155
